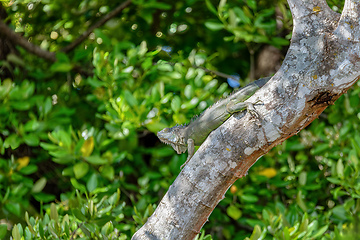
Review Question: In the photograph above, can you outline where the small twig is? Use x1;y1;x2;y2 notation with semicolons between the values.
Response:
0;1;133;76
165;61;239;81
0;20;93;76
194;65;239;81
0;20;56;62
69;222;84;240
61;0;132;53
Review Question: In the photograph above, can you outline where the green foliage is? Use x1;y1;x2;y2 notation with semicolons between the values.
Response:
0;0;357;239
9;191;131;240
205;0;289;47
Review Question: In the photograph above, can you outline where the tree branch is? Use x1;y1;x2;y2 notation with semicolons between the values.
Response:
0;1;132;77
132;0;360;239
287;0;335;20
0;21;56;62
0;20;93;76
61;0;132;53
336;0;360;40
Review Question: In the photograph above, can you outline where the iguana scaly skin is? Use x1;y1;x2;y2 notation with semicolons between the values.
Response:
157;76;271;168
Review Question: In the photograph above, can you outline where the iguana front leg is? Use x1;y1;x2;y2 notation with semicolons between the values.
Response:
226;100;263;118
180;138;194;169
180;101;262;169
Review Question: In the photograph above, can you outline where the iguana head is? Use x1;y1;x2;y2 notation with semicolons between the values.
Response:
157;126;187;154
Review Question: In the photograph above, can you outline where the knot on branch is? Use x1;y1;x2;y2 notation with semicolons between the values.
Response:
309;90;337;106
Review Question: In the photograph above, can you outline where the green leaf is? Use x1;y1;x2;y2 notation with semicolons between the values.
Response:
24;119;40;132
50;203;59;223
349;149;359;166
12;225;21;240
332;187;348;199
40;142;59;151
299;171;307;186
351;137;360;157
123;90;138;107
249;225;262;240
142;2;171;10
173;113;187;123
332;205;349;220
296;191;307;212
157;62;173;72
0;78;12;99
336;159;344;179
5;203;21;216
227;205;242;220
70;178;87;192
144;120;168;133
205;0;217;15
32;193;55;203
171;96;181;113
299;213;309;232
52;156;74;164
11;101;31;110
181;98;199;110
262;209;270;222
44;97;52;115
217;82;228;95
94;29;112;47
73;162;89;179
233;7;251;24
246;0;257;10
32;177;47;193
327;177;341;184
132;215;143;225
328;111;342;124
312;225;328;238
204;79;218;91
204;21;224;31
80;224;91;237
25;212;36;235
310;143;329;155
87;173;98;192
72;208;87;221
56;52;70;62
271;37;289;47
283;227;290;240
23;133;40;146
100;165;115;181
58;130;72;148
4;134;21;149
184;85;194;99
62;166;74;177
306;219;318;233
218;0;227;11
241;194;258;203
50;62;73;72
0;224;7;239
85;155;108;165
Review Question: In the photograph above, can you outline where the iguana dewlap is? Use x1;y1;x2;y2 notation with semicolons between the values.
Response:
157;76;270;168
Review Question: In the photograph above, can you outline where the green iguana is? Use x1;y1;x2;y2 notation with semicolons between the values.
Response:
157;76;271;168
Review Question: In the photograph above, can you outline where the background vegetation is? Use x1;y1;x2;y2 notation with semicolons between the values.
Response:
0;0;359;239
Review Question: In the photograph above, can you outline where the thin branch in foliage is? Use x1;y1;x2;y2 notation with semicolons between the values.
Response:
69;222;84;240
0;20;93;76
194;65;240;81
0;20;56;62
61;0;132;53
166;61;240;81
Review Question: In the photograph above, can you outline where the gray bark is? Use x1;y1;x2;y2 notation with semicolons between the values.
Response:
132;0;360;239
